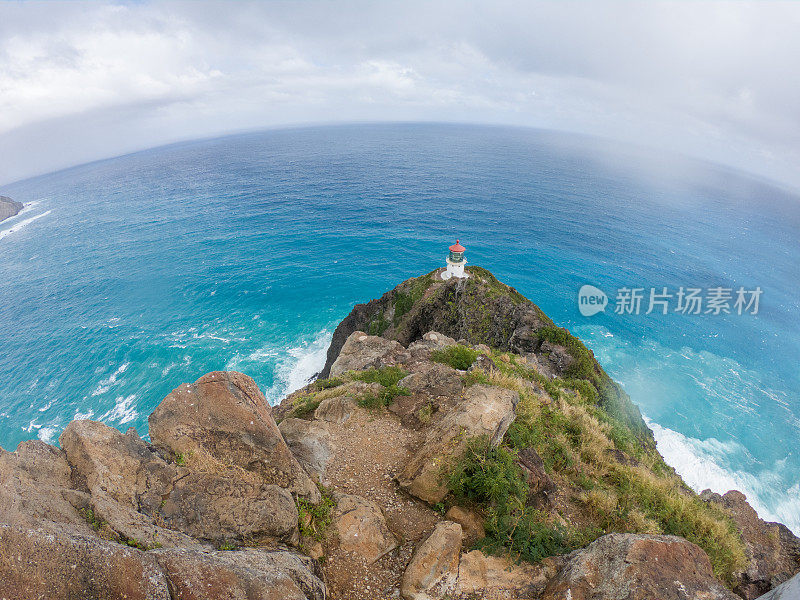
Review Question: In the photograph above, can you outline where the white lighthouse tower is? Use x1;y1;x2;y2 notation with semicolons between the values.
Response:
441;239;469;280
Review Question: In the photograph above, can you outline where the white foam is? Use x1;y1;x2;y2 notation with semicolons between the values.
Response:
37;427;57;443
646;416;800;535
0;210;52;241
100;394;138;425
91;362;129;396
226;329;332;405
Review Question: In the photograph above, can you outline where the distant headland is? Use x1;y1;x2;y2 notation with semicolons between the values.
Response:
0;196;23;223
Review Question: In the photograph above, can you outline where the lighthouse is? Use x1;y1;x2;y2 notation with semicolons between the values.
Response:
441;239;469;280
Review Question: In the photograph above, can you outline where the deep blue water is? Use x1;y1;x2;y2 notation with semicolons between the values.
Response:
1;123;798;532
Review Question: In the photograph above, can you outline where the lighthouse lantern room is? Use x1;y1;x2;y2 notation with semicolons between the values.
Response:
442;239;469;280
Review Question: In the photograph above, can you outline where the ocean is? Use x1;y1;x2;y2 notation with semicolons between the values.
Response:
1;123;798;533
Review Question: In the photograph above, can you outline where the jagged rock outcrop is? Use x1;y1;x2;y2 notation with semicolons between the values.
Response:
153;547;325;600
278;418;334;482
541;533;740;600
149;371;320;503
0;523;172;600
0;195;23;222
702;490;800;599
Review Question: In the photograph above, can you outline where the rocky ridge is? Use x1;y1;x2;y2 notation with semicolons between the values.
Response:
0;266;797;600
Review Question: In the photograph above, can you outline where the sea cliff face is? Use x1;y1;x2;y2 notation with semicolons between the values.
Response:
0;267;797;600
0;195;23;222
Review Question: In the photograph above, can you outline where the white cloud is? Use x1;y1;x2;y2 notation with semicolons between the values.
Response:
0;1;799;187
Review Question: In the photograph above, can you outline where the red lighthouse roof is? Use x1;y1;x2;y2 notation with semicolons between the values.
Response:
449;239;465;253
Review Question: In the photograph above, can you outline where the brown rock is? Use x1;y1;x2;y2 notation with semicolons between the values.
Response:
161;473;299;545
148;371;320;502
154;546;325;600
329;331;404;377
517;446;556;506
334;494;398;563
401;520;462;600
0;523;171;600
0;440;91;531
60;420;174;511
456;549;562;599
541;532;740;600
398;362;463;398
279;418;333;482
59;420;196;547
702;490;800;599
444;506;484;546
398;384;518;504
405;331;458;361
314;394;357;424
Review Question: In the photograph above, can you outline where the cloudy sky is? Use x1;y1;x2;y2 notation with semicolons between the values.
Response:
1;1;799;188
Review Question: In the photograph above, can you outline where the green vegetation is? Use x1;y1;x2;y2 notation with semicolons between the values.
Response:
175;452;187;466
218;541;238;551
289;393;323;419
82;507;105;532
349;366;408;387
348;365;410;408
314;377;344;390
393;272;435;324
459;358;746;583
367;313;390;336
431;345;479;370
465;266;528;305
298;485;336;543
449;437;599;563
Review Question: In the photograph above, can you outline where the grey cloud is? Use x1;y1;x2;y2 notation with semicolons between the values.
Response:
1;1;799;188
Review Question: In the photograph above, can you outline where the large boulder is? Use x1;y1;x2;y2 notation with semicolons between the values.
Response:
278;418;334;482
0;440;92;531
456;549;561;599
398;384;518;504
334;494;398;563
702;490;800;599
540;533;740;600
0;523;171;600
60;420;175;511
401;521;462;600
148;371;320;502
329;331;404;377
154;547;325;600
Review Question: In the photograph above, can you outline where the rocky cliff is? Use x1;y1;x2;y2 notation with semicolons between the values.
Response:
0;195;23;222
1;267;797;600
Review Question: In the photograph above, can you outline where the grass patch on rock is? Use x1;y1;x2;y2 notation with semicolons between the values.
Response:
348;366;411;408
298;485;336;543
431;345;479;370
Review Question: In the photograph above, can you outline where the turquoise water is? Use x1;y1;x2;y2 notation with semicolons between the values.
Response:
1;123;798;532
